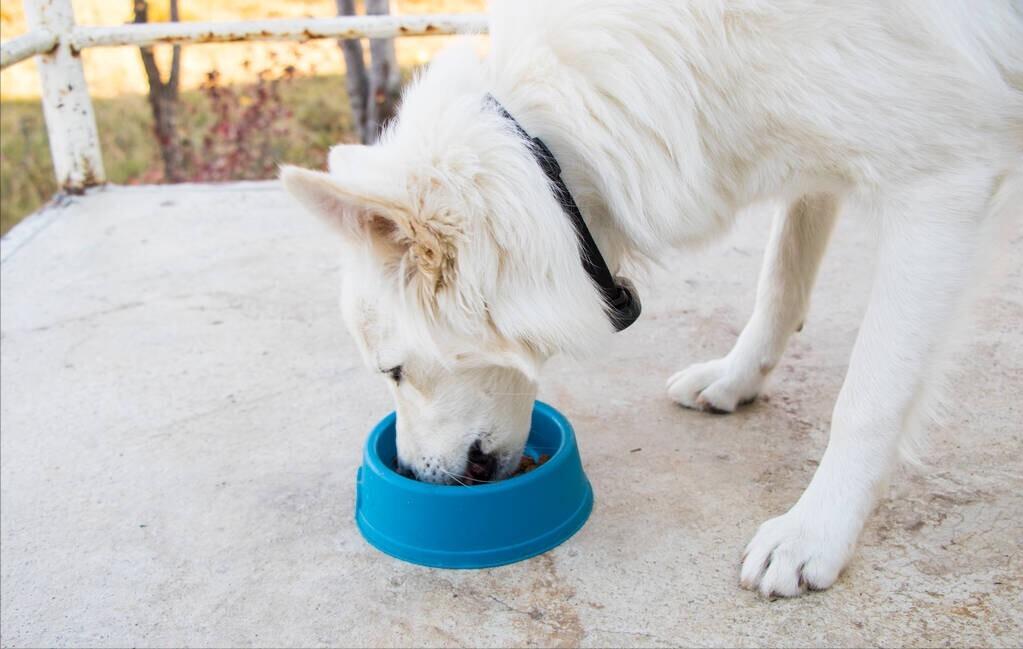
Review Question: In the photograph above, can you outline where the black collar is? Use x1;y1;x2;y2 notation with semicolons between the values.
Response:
486;95;642;332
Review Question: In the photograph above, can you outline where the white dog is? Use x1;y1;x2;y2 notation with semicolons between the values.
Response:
282;0;1022;597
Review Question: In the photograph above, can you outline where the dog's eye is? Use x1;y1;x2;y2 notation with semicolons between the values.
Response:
384;365;403;384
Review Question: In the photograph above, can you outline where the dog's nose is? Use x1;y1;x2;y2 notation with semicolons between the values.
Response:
393;459;415;480
465;440;498;483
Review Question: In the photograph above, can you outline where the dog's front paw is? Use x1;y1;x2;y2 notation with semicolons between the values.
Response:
739;509;855;598
666;357;765;413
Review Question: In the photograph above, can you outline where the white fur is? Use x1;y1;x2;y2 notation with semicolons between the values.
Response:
283;0;1023;596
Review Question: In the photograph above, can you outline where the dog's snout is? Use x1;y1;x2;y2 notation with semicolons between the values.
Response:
466;439;498;483
393;459;415;480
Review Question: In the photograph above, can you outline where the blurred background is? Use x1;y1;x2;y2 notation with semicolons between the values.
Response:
0;0;484;235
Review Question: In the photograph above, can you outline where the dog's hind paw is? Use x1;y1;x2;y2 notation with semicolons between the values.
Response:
666;357;764;413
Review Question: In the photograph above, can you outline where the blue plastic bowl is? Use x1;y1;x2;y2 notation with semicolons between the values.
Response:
354;401;593;568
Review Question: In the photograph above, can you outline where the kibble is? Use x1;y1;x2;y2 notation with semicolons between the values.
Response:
513;453;551;476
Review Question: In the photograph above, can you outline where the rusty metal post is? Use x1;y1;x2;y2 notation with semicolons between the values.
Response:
25;0;105;191
0;29;58;68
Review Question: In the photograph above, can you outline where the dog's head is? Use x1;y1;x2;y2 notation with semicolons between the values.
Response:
281;52;612;483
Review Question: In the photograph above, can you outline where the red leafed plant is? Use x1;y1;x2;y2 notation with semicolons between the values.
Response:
180;61;297;183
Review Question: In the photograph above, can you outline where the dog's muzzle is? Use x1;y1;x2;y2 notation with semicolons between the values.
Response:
465;440;498;484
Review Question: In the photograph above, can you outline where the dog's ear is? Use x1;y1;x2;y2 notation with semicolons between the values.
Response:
279;165;400;241
281;163;459;293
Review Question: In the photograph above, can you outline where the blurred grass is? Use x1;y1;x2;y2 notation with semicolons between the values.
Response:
0;0;483;236
0;73;357;235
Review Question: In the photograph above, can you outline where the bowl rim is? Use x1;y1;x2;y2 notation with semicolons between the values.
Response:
363;400;577;495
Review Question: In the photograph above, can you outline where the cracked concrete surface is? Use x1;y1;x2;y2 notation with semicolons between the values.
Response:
1;182;1020;647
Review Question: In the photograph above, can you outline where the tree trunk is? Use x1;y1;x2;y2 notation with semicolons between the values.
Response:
365;0;400;143
134;0;183;182
336;0;399;144
336;0;371;144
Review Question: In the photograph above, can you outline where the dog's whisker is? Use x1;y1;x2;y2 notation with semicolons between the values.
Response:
439;466;505;485
437;467;472;487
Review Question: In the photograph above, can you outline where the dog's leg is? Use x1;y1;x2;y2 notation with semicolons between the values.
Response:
668;194;839;412
740;173;992;597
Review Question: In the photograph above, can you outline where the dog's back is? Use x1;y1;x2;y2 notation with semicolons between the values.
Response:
487;0;1022;249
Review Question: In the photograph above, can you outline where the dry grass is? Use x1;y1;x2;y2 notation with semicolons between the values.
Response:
1;72;363;235
0;0;484;235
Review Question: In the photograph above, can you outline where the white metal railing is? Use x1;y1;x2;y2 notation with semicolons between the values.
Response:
0;0;487;192
0;28;58;67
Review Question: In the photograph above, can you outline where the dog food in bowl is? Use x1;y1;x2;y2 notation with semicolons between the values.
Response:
514;453;551;476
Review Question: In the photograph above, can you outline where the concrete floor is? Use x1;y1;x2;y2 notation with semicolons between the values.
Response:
1;182;1020;648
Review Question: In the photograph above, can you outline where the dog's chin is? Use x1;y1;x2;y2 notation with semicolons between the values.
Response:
451;459;519;486
487;452;523;483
